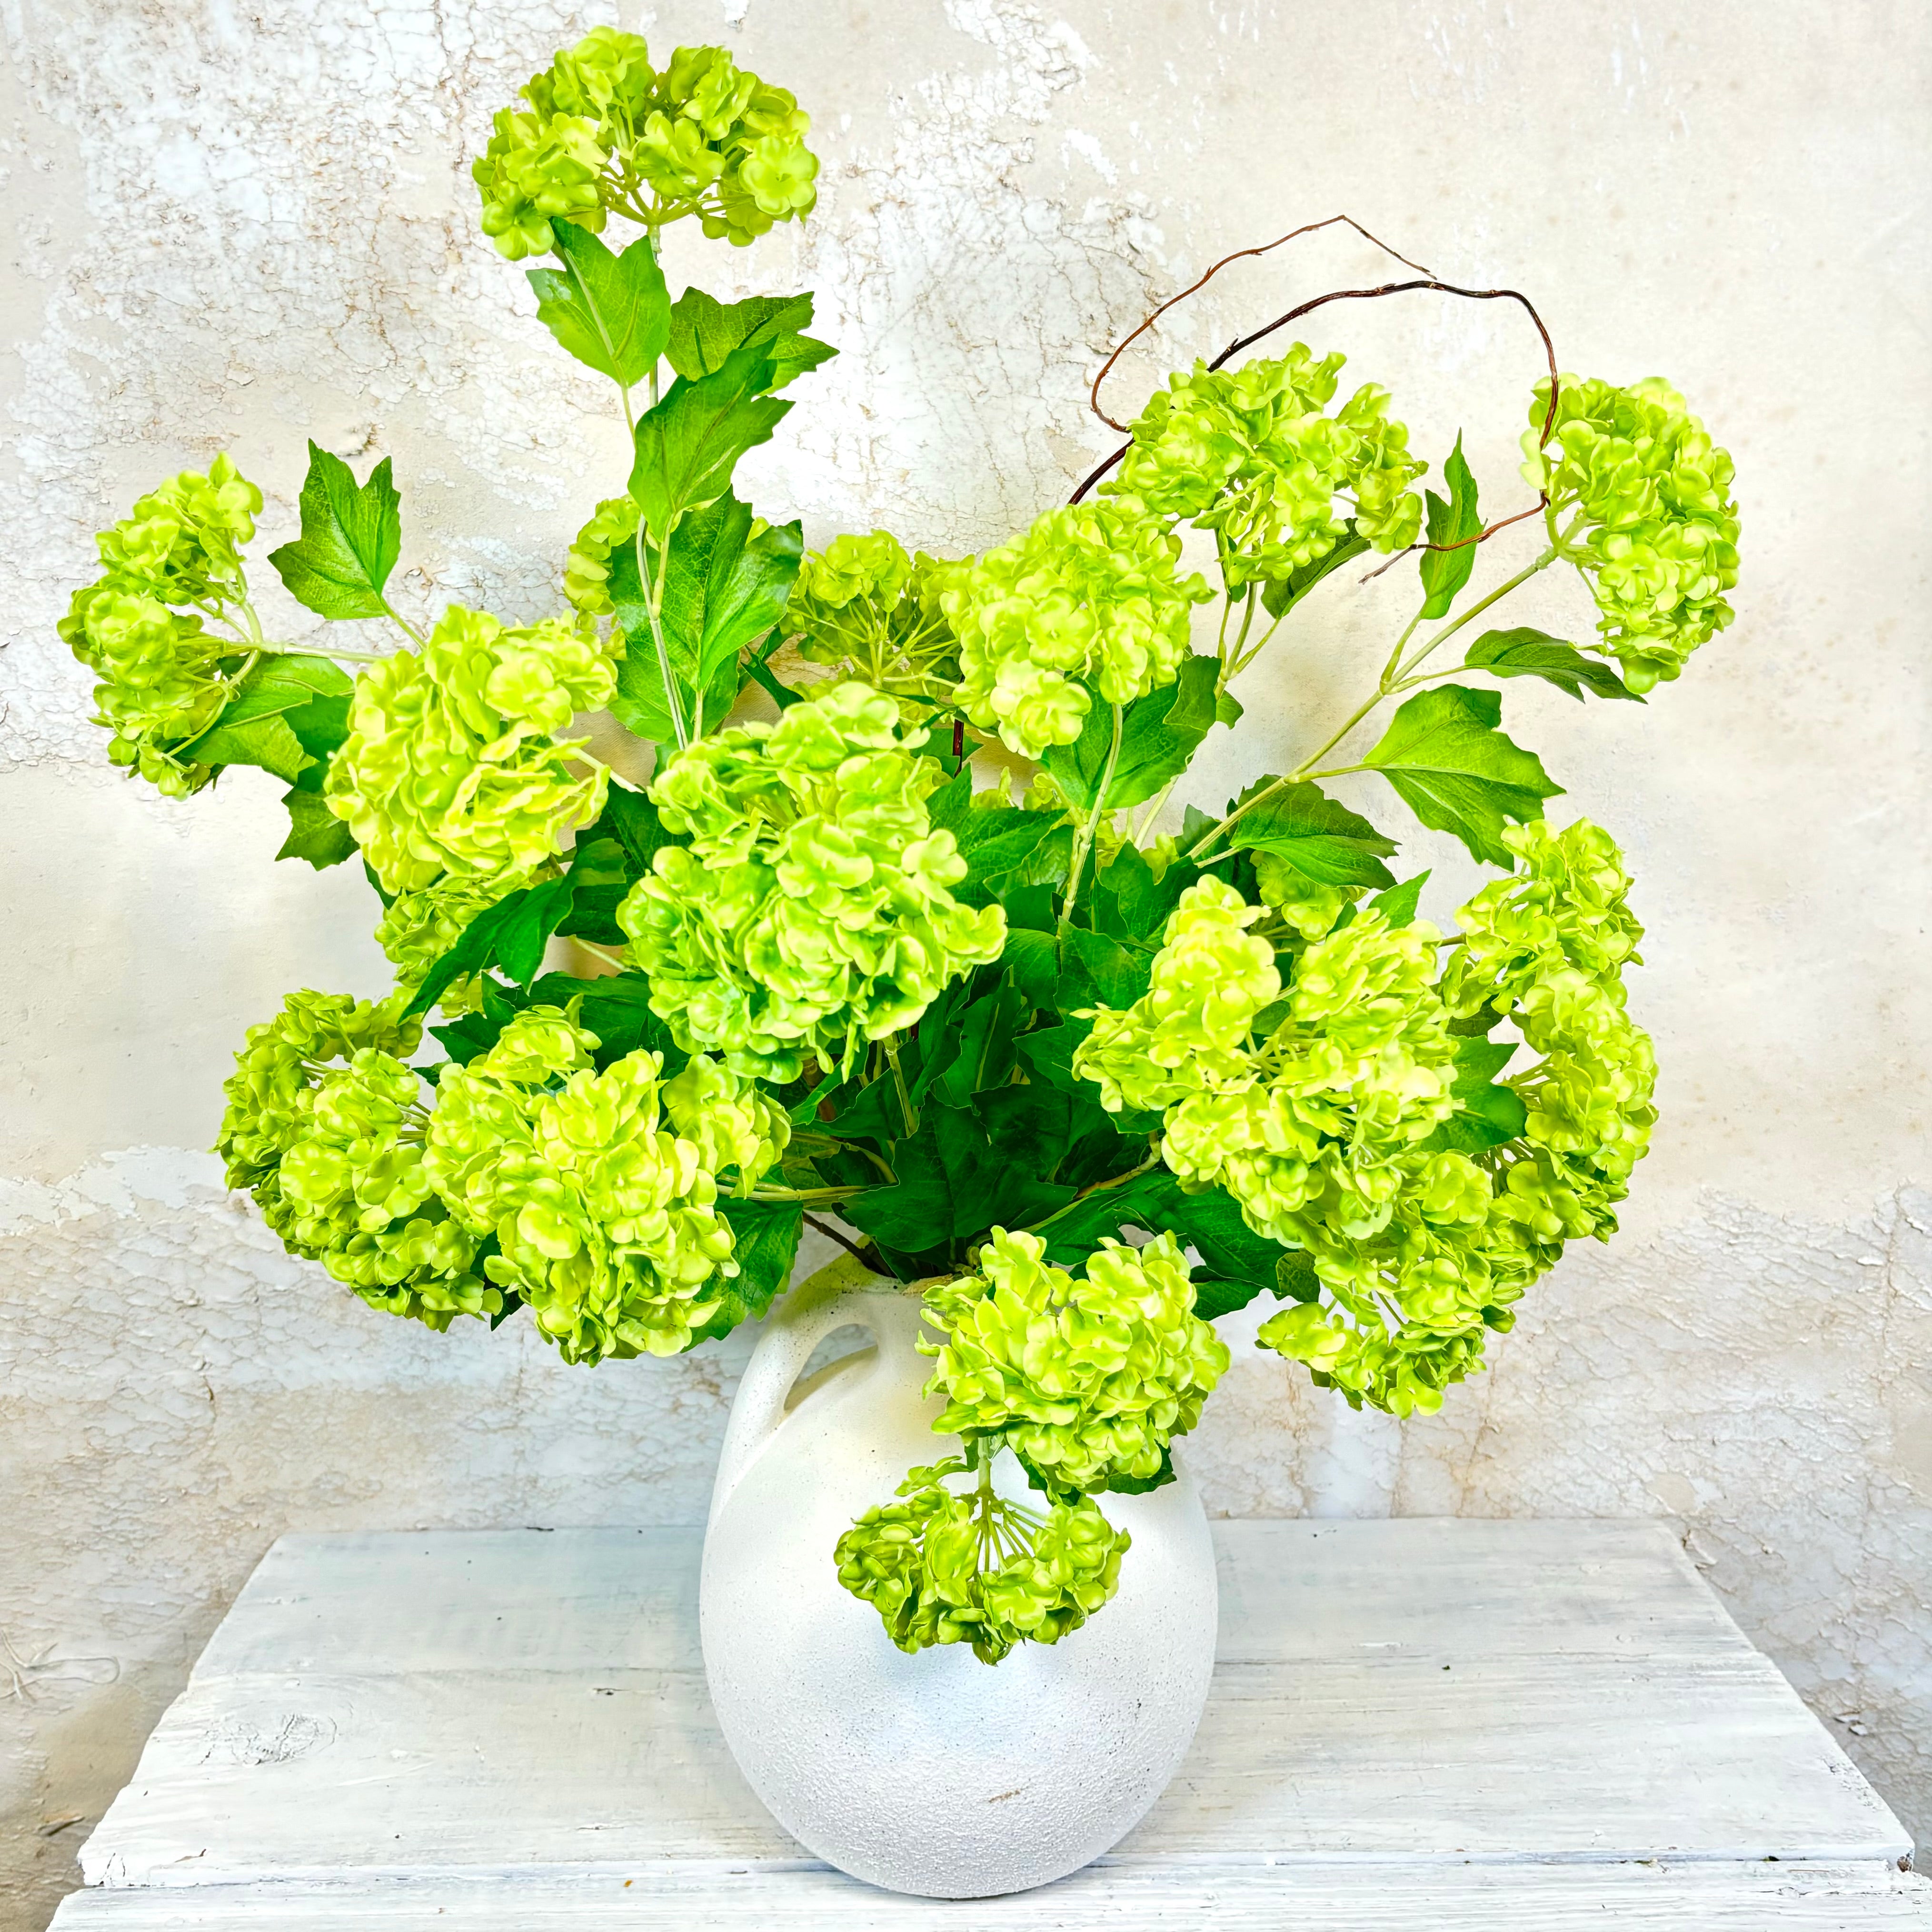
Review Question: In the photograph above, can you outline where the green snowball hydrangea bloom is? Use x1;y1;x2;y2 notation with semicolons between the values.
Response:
324;604;617;894
617;680;1006;1082
423;1008;785;1364
57;453;266;797
1522;374;1740;694
785;530;961;704
1103;344;1427;588
1075;849;1655;1417
834;1456;1130;1665
215;989;491;1331
561;496;641;619
472;28;819;258
919;1229;1230;1490
939;500;1214;759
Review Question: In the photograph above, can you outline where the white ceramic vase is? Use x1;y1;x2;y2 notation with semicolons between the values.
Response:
698;1258;1219;1900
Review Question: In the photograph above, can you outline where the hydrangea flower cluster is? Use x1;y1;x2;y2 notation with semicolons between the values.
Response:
1075;840;1655;1417
473;27;818;257
424;1008;787;1363
785;530;961;705
939;501;1213;758
561;496;640;620
918;1229;1230;1490
834;1456;1130;1665
1103;345;1426;588
1523;374;1740;693
215;990;489;1331
618;680;1006;1081
57;454;264;796
325;605;617;895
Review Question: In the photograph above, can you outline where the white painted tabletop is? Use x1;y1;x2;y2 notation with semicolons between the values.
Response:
53;1520;1928;1928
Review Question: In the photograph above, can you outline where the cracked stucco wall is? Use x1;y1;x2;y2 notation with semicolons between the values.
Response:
0;1;1926;1923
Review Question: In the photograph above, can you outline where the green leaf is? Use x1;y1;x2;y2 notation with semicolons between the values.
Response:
269;443;403;621
1045;656;1223;814
275;782;357;868
1001;927;1060;1009
197;652;355;786
935;983;1029;1108
1360;685;1562;868
1464;627;1642;703
842;1102;1075;1261
657;492;803;693
1058;926;1154;1011
1423;1033;1528;1152
687;1198;805;1348
526;219;669;389
1260;525;1370;621
1366;871;1430;927
405;875;574;1016
1229;779;1398;889
664;289;836;391
1090;844;1195;946
951;806;1066;904
194;710;310;784
628;341;793;546
1417;433;1481;620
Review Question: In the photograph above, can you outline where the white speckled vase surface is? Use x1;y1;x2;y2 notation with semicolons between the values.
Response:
699;1265;1219;1900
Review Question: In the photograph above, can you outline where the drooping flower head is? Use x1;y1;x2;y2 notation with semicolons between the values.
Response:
324;605;617;894
785;530;961;705
618;680;1005;1081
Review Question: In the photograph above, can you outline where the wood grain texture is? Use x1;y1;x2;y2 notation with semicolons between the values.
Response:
72;1521;1915;1906
49;1860;1932;1929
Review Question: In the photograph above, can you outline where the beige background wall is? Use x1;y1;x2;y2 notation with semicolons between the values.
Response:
1;2;1927;1923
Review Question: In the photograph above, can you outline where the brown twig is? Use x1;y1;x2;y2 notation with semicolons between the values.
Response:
804;1212;879;1272
1070;224;1566;564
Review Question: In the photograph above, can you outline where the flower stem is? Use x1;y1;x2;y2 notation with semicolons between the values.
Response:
1061;702;1124;920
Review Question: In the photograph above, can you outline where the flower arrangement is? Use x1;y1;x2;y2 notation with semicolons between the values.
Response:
63;32;1737;1668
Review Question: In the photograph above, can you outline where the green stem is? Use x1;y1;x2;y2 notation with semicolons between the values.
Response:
1021;1153;1160;1238
884;1036;917;1139
378;598;426;648
1061;702;1124;920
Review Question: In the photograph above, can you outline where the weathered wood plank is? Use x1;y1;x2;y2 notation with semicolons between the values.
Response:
49;1859;1932;1929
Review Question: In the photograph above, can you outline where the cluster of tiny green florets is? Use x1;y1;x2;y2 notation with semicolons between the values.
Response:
216;989;490;1331
784;530;961;706
1524;375;1740;694
918;1229;1230;1490
834;1455;1130;1666
1074;829;1655;1417
473;27;818;258
939;500;1213;759
617;680;1006;1082
1104;344;1427;588
324;604;617;895
561;497;642;621
58;454;264;797
424;1008;787;1363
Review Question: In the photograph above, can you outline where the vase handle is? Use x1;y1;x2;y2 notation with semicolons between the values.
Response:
707;1249;904;1530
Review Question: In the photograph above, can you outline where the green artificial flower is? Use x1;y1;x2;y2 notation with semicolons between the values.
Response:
423;1008;786;1363
919;1228;1230;1490
472;28;819;258
834;1455;1130;1665
1522;374;1740;693
785;530;961;705
562;496;641;619
939;500;1213;759
215;989;491;1331
57;453;266;797
1075;836;1657;1418
1103;344;1426;588
324;604;617;894
617;680;1005;1082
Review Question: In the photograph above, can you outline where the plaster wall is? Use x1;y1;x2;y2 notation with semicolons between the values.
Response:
0;3;1926;1925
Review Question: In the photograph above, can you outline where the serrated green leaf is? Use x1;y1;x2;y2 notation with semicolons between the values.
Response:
1045;655;1224;814
628;341;793;546
1001;926;1059;1008
1417;433;1481;620
664;288;836;390
194;710;311;783
526;219;670;389
935;983;1028;1108
269;443;402;621
1230;778;1398;889
1058;926;1154;1011
1464;627;1643;703
605;523;749;745
275;782;357;868
1361;684;1562;868
657;492;803;697
199;652;354;786
686;1198;804;1348
1260;525;1370;621
1366;870;1430;927
1091;843;1197;946
406;875;574;1017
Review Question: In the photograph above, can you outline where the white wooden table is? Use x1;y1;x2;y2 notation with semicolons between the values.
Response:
52;1521;1929;1928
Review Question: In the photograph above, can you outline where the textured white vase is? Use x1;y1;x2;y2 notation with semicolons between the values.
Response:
699;1258;1219;1900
